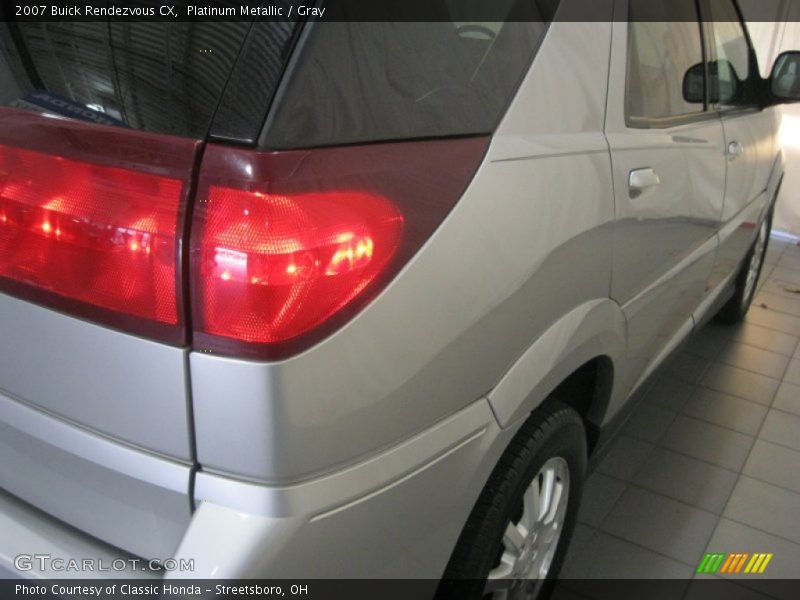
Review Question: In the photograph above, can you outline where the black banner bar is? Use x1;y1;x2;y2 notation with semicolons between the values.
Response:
1;0;798;23
4;579;800;600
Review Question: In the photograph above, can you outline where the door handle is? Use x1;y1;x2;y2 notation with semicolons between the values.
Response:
727;140;743;158
629;167;661;198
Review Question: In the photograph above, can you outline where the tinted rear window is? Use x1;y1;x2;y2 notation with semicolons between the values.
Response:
262;0;559;149
0;22;293;139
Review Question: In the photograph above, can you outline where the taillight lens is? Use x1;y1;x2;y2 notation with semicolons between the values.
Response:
195;187;403;344
0;144;181;323
191;138;488;358
0;108;198;343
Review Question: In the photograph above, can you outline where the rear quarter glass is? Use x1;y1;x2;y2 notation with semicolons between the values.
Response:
262;0;558;149
0;21;295;139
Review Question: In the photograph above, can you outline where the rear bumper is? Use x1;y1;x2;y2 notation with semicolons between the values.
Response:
1;397;515;579
0;490;156;580
0;391;192;562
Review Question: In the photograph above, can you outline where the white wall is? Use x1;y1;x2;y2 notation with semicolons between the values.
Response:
741;0;800;237
770;17;800;239
773;22;800;239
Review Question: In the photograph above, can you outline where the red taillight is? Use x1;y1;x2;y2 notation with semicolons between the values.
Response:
0;108;198;343
195;187;403;344
0;144;181;323
0;108;486;354
191;138;488;358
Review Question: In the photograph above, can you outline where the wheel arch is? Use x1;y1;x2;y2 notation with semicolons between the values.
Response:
486;299;626;456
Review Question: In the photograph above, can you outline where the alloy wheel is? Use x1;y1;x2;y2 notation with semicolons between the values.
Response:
484;457;570;599
743;219;768;305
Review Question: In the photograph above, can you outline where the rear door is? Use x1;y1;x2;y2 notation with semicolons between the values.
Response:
703;0;778;288
607;0;727;393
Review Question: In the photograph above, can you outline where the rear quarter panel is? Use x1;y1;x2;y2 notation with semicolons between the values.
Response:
190;16;617;483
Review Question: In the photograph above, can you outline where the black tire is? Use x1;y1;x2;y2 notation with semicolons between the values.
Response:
716;209;773;324
436;402;587;600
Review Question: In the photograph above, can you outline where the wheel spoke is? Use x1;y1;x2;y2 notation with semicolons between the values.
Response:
503;522;526;556
485;567;513;600
487;552;516;587
531;543;553;581
542;512;560;544
484;574;512;598
522;484;540;530
538;467;555;522
544;479;564;524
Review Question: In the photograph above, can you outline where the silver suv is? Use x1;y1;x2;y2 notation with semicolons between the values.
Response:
1;0;798;597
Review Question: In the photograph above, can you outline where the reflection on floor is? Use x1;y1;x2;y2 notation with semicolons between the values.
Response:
560;235;800;595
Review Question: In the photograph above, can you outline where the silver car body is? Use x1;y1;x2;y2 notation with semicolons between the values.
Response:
0;2;782;580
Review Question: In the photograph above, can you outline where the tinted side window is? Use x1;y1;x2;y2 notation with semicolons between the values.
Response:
707;0;756;107
0;22;296;139
262;0;558;149
626;0;705;124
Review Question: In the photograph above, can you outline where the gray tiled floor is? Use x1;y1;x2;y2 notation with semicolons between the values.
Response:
562;235;800;586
